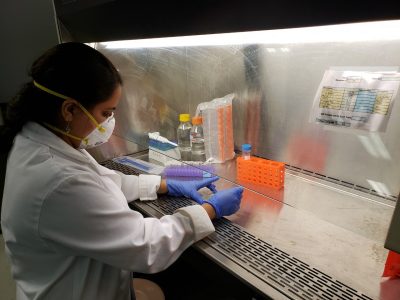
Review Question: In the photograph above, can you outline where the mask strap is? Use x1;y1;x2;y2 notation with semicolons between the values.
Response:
43;122;89;146
75;102;106;133
33;80;106;133
33;81;69;100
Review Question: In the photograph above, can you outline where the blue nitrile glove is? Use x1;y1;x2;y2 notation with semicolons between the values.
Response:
204;187;243;218
166;176;219;204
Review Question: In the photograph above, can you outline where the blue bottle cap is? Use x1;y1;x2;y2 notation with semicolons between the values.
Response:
242;144;252;151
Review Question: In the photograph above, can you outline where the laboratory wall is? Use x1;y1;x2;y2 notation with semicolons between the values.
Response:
0;0;59;103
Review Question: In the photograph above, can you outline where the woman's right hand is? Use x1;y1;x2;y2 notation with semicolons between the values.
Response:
203;187;243;219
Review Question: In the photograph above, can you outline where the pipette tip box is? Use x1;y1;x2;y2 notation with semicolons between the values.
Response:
164;165;215;178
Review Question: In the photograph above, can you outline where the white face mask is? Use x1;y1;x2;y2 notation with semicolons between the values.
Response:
79;113;115;149
33;80;116;149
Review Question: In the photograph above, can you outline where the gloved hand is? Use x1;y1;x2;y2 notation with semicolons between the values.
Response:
205;186;243;218
166;176;219;204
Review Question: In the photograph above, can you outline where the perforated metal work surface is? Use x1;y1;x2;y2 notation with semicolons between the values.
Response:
104;159;374;300
100;159;141;175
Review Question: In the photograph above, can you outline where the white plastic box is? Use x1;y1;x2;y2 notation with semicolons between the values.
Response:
148;132;181;165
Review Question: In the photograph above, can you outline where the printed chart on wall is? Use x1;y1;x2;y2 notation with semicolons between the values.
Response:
310;69;400;132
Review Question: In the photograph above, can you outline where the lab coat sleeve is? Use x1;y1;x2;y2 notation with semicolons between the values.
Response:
116;171;161;202
38;173;214;273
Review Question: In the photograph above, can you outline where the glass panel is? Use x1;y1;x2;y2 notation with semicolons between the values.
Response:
87;20;400;298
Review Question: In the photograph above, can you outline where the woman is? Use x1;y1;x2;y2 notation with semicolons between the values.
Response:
0;42;243;300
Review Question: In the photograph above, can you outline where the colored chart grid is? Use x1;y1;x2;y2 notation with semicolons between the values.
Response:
319;87;392;115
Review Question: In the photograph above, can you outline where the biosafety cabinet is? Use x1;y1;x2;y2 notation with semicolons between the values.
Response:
55;3;400;299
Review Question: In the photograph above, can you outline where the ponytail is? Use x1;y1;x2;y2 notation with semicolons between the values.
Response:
0;83;36;153
0;81;62;154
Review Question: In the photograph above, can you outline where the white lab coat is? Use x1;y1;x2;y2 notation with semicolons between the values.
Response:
1;122;215;300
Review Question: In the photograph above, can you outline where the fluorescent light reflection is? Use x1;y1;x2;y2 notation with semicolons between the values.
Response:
98;20;400;49
357;134;391;160
358;135;379;158
370;134;391;160
367;180;391;197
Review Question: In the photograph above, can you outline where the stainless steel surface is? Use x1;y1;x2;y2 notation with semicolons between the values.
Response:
217;166;393;299
102;151;395;299
91;22;400;198
211;158;395;243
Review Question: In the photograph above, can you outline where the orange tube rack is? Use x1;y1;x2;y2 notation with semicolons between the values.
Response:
236;156;285;189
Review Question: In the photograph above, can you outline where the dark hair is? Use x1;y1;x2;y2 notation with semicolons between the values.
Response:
0;42;122;154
